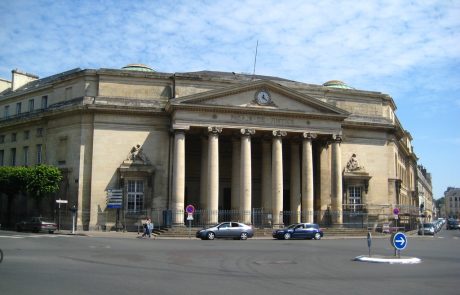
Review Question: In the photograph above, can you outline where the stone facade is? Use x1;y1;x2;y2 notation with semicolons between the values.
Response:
0;65;419;230
417;165;434;221
444;187;460;218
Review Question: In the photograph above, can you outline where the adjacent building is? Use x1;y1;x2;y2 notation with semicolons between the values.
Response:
0;65;419;230
416;165;434;221
444;187;460;219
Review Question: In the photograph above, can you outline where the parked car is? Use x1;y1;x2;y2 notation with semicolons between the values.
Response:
418;223;435;235
272;223;323;240
196;222;254;240
446;219;460;230
16;217;57;234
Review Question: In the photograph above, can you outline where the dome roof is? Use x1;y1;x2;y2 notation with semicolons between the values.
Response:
323;80;354;89
122;64;155;72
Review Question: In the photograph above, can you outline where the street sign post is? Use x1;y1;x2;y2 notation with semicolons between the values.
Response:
55;199;68;232
186;205;195;238
392;232;407;258
367;232;372;257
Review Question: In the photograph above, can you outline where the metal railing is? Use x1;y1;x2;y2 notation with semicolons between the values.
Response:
42;207;420;232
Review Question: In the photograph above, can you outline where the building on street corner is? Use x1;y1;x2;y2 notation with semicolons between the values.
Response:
0;65;421;230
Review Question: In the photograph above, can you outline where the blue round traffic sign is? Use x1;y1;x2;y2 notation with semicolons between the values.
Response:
185;204;195;214
392;232;407;250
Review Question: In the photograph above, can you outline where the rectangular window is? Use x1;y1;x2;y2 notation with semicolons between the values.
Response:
29;99;34;112
4;105;9;119
37;128;44;137
12;133;17;142
348;186;362;212
0;135;4;144
36;144;43;164
10;148;16;166
127;180;144;213
0;150;4;166
41;95;48;109
16;102;22;115
23;146;29;166
24;130;30;140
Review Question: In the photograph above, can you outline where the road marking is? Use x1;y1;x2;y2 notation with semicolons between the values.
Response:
0;234;72;239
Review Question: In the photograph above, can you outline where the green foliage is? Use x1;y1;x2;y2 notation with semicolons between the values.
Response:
25;165;63;199
0;165;62;199
0;166;28;196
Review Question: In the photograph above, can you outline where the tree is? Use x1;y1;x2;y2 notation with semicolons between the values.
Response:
0;165;62;227
25;165;63;199
0;166;28;227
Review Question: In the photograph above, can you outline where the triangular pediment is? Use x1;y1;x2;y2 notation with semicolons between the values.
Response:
167;80;349;118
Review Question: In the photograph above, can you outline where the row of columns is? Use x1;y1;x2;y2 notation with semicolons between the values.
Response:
171;127;343;227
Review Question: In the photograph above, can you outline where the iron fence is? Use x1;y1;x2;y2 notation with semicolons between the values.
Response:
48;207;420;232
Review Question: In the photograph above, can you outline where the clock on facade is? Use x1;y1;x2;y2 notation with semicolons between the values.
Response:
255;90;271;105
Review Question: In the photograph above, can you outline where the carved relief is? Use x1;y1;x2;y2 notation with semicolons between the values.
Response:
346;153;363;172
125;144;150;165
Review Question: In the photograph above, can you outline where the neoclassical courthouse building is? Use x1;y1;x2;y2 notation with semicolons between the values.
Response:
0;65;421;230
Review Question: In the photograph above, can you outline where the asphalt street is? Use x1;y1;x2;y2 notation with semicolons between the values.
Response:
1;229;459;295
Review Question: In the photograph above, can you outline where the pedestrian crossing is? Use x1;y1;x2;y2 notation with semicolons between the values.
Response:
0;234;73;239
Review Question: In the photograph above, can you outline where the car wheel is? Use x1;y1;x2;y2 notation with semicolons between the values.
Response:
240;232;248;240
207;232;215;240
16;226;22;232
49;230;54;234
314;233;322;240
284;233;291;240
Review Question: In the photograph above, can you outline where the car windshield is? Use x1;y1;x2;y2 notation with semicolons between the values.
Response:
423;223;433;227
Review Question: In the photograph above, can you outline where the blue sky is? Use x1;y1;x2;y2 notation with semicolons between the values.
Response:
1;0;459;198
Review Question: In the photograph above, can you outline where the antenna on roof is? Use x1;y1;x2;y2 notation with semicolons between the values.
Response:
252;40;258;79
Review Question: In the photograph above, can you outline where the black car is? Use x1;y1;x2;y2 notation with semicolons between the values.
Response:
446;219;460;230
273;223;323;240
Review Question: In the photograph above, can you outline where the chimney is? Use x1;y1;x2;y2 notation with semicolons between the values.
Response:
12;69;39;91
0;77;11;93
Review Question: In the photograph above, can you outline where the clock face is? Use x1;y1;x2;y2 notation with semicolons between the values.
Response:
256;90;270;104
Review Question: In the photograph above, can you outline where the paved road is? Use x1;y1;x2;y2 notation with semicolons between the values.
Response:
1;229;459;295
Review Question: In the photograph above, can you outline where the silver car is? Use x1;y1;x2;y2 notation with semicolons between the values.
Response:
196;222;254;240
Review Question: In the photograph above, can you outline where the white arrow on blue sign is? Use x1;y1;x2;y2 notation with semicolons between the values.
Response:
392;232;407;250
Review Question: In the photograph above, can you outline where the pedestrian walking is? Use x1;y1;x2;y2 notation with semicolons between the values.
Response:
141;218;152;238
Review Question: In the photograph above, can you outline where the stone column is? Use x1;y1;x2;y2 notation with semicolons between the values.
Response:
319;141;331;224
231;137;240;210
290;141;301;224
207;126;222;224
261;139;272;215
331;134;343;225
272;130;286;228
302;132;316;223
200;136;208;210
240;128;255;224
172;130;186;226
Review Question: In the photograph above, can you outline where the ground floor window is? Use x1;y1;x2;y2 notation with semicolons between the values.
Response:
348;186;362;212
127;180;144;213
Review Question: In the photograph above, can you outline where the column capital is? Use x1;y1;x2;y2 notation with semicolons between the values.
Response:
272;130;287;137
171;128;188;135
332;133;343;143
208;126;223;134
302;132;317;140
240;128;255;136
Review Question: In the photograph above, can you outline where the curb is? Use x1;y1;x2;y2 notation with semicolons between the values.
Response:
354;255;421;264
